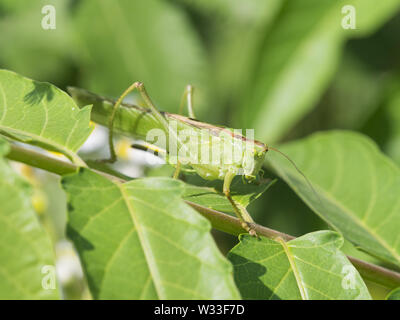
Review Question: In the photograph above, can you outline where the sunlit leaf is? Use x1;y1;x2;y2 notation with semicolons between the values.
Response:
62;170;240;299
228;231;371;300
244;0;400;142
0;70;93;164
183;174;276;214
267;131;400;266
0;137;59;299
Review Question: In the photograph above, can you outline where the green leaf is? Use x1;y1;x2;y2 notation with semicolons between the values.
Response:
183;174;276;214
62;169;240;299
0;137;59;299
380;90;400;165
173;0;280;23
73;0;209;114
362;79;400;166
386;287;400;300
228;231;371;300
0;1;76;85
267;131;400;266
145;164;276;214
0;69;93;164
202;0;283;120
313;52;386;131
244;0;400;142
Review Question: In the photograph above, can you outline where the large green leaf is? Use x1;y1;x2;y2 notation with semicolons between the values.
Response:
73;0;209;114
267;131;400;266
0;70;93;164
183;174;276;214
62;169;240;299
142;163;276;215
0;138;59;299
228;231;371;300
243;0;400;142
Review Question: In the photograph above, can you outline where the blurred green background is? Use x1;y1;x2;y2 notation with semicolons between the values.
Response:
1;0;400;299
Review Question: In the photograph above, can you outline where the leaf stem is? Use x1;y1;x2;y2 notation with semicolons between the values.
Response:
7;143;123;183
5;143;400;290
276;237;309;300
7;144;77;175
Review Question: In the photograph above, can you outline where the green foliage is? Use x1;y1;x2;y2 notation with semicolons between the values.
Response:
363;81;400;166
244;0;400;142
0;138;59;299
268;131;400;266
228;232;371;300
73;0;208;113
62;169;240;299
1;0;400;300
0;69;93;164
0;0;75;85
183;174;276;214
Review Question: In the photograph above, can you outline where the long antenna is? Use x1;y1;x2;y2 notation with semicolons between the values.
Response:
268;146;323;206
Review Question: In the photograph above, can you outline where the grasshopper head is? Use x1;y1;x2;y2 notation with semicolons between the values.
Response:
243;143;267;180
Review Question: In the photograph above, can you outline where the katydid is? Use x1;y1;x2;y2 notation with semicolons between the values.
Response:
68;83;317;237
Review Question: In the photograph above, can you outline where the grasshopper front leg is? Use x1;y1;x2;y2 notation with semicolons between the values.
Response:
223;171;258;237
134;82;191;181
100;83;140;163
179;85;195;119
173;84;196;179
102;82;171;164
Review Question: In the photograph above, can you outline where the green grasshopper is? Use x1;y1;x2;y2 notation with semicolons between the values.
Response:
69;83;313;236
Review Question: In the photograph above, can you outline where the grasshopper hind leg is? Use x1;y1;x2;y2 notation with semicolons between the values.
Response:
223;171;258;237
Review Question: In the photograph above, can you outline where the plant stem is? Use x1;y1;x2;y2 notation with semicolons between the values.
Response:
6;143;400;290
7;144;123;183
8;144;77;175
188;200;400;289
